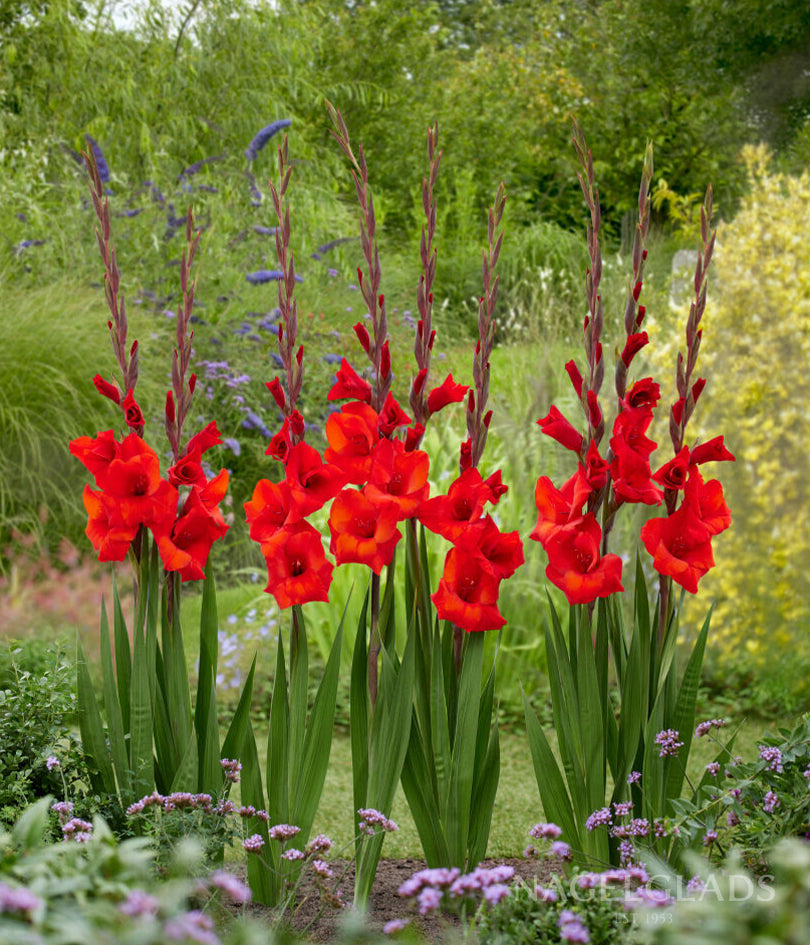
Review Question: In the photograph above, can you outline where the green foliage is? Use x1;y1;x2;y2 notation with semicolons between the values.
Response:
0;641;83;832
478;876;635;945
640;840;810;945
654;146;810;714
0;798;259;945
0;280;138;553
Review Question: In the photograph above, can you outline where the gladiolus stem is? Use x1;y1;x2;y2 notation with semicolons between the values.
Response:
369;571;381;708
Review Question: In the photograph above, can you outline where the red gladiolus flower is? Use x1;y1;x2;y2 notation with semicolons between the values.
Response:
609;407;663;506
244;478;292;546
82;485;138;561
530;470;591;546
623;378;660;411
404;423;425;452
653;446;691;490
537;405;584;454
285;441;346;520
484;470;508;504
261;521;333;609
70;430;119;480
640;504;715;594
95;435;178;528
431;548;506;633
418;468;491;542
266;420;292;462
620;332;649;367
377;392;411;437
427;374;469;415
121;389;144;432
168;448;207;489
690;435;735;466
328;488;402;574
328;358;372;403
455;515;524;580
199;469;229;510
156;488;229;581
684;467;732;536
543;515;624;605
186;421;222;457
365;438;430;519
324;401;380;484
583;440;609;491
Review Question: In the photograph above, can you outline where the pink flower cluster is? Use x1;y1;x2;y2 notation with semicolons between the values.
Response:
398;864;515;915
695;718;726;737
358;807;399;836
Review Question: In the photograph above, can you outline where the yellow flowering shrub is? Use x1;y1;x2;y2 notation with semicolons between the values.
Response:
651;146;810;706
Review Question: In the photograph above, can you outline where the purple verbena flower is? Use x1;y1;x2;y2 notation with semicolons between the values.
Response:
119;888;160;917
551;840;573;860
269;824;301;842
210;871;251;903
242;834;264;853
613;801;633;818
0;882;44;915
655;729;684;757
763;790;780;813
705;762;721;777
758;746;783;773
483;883;510;905
585;807;612;831
417;887;443;915
529;821;563;840
702;829;718;846
627;770;642;785
383;919;410;934
164;909;219;945
535;884;558;902
220;758;242;783
695;718;726;737
686;876;705;893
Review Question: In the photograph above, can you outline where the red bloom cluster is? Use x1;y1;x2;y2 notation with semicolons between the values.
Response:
70;419;229;580
532;376;734;602
246;357;519;632
420;468;523;633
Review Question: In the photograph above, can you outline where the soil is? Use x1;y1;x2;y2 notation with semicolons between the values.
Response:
243;856;561;943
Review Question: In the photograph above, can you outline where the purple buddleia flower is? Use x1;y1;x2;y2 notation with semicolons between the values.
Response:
85;134;110;182
178;153;226;180
246;270;283;284
312;236;356;257
245;119;292;161
254;225;279;236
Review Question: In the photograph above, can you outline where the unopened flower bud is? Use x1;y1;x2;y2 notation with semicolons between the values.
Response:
346;326;367;359
564;360;583;399
189;373;197;394
467;389;475;412
428;330;436;350
165;390;175;423
289;410;305;437
93;374;121;404
692;377;706;403
413;368;428;398
380;341;391;378
296;345;304;366
636;305;646;326
266;377;286;410
483;410;493;428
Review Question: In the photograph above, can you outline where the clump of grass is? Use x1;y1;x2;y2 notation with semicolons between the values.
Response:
0;277;161;557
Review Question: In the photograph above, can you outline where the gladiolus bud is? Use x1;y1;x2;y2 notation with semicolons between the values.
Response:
564;360;583;399
378;294;384;308
404;424;425;452
672;397;685;426
636;305;646;326
266;377;286;409
484;410;493;428
130;340;138;357
620;331;649;367
380;341;391;378
413;368;428;398
428;330;436;349
468;390;475;412
428;292;433;304
353;322;371;353
289;410;305;437
692;377;706;404
297;345;304;366
165;391;175;423
93;374;121;404
189;373;197;394
633;281;643;301
357;268;363;284
586;390;601;427
278;325;284;343
460;438;472;471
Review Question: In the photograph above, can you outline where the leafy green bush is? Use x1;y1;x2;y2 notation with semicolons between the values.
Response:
0;641;83;832
0;798;259;945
